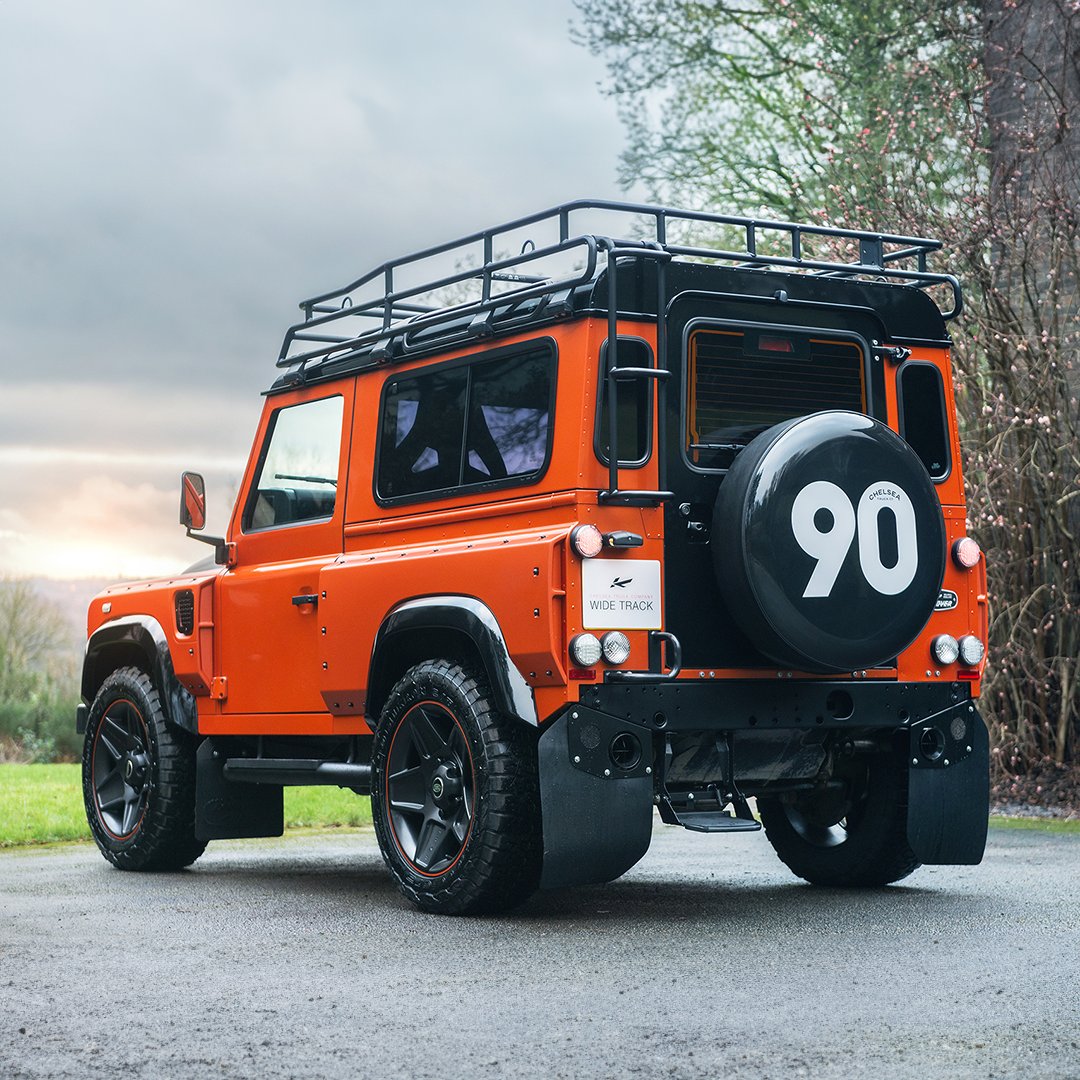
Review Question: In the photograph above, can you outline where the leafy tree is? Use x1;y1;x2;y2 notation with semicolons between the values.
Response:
0;579;79;762
576;0;1079;766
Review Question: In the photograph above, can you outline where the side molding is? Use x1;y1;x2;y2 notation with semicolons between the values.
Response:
80;615;198;735
367;596;538;725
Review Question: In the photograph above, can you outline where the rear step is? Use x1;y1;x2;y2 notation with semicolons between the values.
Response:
223;758;372;791
658;786;762;834
666;808;761;833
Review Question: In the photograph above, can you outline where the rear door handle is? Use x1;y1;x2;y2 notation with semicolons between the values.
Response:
291;593;319;606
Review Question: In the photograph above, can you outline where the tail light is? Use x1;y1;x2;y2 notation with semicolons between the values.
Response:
600;632;631;665
952;537;982;569
569;524;604;559
958;635;985;666
931;634;959;665
569;633;603;667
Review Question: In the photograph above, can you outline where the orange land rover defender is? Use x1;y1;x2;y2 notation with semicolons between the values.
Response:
79;201;989;914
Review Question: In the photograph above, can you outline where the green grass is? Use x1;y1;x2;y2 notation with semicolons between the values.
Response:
0;763;371;848
3;764;1076;848
987;815;1080;835
0;764;85;846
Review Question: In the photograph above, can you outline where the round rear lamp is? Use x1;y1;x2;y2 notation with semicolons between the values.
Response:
569;633;603;667
931;634;959;665
952;537;982;569
570;523;604;559
958;635;985;666
600;631;631;665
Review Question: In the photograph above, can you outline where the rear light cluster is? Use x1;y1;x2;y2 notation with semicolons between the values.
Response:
568;523;639;675
570;632;631;668
570;524;604;559
952;536;982;569
932;535;985;669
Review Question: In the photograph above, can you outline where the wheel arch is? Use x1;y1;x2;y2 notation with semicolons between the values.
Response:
80;616;198;735
366;597;538;726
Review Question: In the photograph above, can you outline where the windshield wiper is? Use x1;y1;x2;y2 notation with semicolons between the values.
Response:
274;473;338;486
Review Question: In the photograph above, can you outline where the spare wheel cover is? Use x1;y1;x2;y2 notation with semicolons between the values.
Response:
711;411;946;672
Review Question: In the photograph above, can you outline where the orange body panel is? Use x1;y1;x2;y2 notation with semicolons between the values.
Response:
86;311;985;734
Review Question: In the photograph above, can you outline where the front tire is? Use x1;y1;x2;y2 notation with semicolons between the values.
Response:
757;754;920;886
82;666;206;871
371;660;541;915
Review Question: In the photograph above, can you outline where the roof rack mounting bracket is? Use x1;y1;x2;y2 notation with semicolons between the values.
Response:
468;310;496;338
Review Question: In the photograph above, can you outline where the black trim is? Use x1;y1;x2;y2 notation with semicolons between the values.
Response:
581;678;971;735
593;336;654;470
372;337;558;508
896;359;953;483
366;597;537;725
81;616;198;735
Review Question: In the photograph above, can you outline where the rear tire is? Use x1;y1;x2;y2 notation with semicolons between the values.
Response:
758;754;920;886
82;666;206;871
371;660;541;915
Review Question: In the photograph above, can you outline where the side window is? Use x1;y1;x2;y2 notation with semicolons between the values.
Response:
244;396;344;531
898;362;951;481
377;345;554;501
595;338;652;468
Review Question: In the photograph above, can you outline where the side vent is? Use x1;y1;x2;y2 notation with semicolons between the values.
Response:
175;590;195;636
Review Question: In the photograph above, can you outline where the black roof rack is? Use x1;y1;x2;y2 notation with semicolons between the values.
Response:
276;199;961;382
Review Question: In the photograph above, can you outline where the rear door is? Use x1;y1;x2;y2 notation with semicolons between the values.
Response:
662;292;885;668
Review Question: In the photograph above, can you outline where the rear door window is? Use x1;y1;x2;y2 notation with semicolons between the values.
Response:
685;325;865;471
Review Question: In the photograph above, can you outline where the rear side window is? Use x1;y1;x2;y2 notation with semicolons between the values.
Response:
595;337;652;468
686;326;865;471
377;345;555;502
898;361;951;481
244;395;344;531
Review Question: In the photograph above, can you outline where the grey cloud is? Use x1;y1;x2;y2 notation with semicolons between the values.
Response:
0;1;629;577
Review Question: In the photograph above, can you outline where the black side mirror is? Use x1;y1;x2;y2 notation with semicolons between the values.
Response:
179;471;231;566
180;471;207;531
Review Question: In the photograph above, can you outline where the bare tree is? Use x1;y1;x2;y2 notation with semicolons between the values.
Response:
576;0;1080;766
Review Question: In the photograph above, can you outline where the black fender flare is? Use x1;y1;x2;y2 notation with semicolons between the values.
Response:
79;615;198;735
366;596;538;726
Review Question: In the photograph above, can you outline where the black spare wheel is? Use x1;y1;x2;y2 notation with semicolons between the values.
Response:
712;411;946;672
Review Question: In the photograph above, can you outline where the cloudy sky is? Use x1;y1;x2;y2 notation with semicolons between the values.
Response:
0;0;634;581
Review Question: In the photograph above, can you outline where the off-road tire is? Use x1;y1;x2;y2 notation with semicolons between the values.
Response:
757;754;920;886
371;660;541;915
82;666;206;871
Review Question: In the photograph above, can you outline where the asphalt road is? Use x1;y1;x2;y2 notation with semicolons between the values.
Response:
1;822;1078;1080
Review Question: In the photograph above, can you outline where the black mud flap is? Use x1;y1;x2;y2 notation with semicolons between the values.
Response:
196;739;284;841
538;709;654;890
906;704;989;865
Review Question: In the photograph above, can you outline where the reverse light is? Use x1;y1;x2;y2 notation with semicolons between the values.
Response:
958;635;986;666
931;634;959;666
570;523;604;559
569;633;603;667
600;631;631;665
952;537;982;569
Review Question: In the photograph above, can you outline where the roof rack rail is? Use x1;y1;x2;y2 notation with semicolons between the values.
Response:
277;199;961;379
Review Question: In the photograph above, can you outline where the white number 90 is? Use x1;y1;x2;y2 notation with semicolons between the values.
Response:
790;481;919;598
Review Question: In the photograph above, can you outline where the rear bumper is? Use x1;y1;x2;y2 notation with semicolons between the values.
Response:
580;677;973;734
537;678;989;887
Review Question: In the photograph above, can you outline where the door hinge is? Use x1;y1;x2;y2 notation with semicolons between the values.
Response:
210;676;228;701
